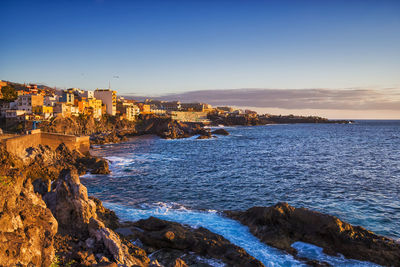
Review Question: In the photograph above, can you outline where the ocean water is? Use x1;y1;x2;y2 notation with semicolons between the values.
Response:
81;120;400;266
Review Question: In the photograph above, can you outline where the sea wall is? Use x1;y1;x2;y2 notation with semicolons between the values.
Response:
1;131;90;157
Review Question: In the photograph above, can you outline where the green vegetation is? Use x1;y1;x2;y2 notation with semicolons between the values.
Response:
1;85;18;102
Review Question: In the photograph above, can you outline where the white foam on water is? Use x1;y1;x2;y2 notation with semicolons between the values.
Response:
104;202;303;267
104;202;383;267
291;242;382;267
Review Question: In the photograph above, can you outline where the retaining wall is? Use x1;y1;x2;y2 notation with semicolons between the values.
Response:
2;132;90;158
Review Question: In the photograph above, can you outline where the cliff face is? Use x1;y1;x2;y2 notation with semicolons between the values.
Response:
40;114;211;143
0;149;58;266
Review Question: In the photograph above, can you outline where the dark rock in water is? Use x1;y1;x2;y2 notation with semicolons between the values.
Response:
81;156;110;174
128;216;265;267
197;134;212;139
225;202;400;267
211;128;230;135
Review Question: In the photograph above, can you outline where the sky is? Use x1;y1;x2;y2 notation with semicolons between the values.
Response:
0;0;399;119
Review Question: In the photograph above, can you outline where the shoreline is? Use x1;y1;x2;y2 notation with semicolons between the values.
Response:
83;134;399;266
1;121;399;266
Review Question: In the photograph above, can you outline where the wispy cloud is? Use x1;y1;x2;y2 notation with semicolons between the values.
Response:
130;88;400;111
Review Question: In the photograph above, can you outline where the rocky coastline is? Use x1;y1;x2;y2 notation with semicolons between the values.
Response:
37;113;354;146
1;141;399;266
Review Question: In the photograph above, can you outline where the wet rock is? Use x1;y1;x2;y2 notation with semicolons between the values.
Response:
44;168;98;234
197;134;212;139
130;216;264;267
226;202;400;267
80;156;110;175
211;128;230;135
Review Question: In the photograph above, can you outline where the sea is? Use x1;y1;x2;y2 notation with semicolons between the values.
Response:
81;120;400;267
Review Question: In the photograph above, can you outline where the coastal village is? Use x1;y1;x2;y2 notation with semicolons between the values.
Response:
0;80;348;137
0;80;255;131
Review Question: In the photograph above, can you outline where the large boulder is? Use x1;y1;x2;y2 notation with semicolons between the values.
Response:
128;216;264;267
226;202;400;266
0;174;58;266
44;168;97;234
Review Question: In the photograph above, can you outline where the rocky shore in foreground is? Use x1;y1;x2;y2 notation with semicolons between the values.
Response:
1;144;399;266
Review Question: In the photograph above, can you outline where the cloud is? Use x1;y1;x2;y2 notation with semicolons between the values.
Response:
129;88;400;111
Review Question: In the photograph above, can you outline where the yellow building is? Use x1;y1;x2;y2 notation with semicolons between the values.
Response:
87;98;103;118
33;106;53;114
33;106;54;119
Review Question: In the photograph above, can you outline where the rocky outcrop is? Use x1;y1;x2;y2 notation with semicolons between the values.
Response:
226;202;400;267
44;168;98;233
123;216;265;267
0;147;58;266
211;128;230;135
23;143;109;194
0;152;58;267
208;113;353;126
43;167;149;266
90;196;120;230
89;217;148;266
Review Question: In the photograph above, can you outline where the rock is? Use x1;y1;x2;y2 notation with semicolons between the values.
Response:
211;128;230;135
80;156;110;175
197;134;212;139
44;168;98;234
172;258;188;267
90;196;120;230
88;217;148;266
0;173;58;266
225;202;400;267
130;216;264;267
32;177;51;196
22;143;110;180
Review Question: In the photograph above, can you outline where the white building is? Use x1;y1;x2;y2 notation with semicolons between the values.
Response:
80;90;94;99
44;95;59;106
94;89;116;116
5;110;26;120
15;95;44;114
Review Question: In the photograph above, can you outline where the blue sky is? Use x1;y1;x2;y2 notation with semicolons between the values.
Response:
0;0;399;118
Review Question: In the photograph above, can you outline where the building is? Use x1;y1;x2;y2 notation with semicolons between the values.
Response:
94;89;116;115
162;101;181;111
15;94;44;114
80;90;94;99
117;102;140;121
137;103;151;114
33;106;53;119
181;102;212;112
217;106;234;113
5;110;26;121
44;95;58;106
54;103;72;117
170;111;209;123
87;98;103;119
59;91;75;104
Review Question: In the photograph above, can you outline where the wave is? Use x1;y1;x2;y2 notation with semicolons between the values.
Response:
103;202;381;267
